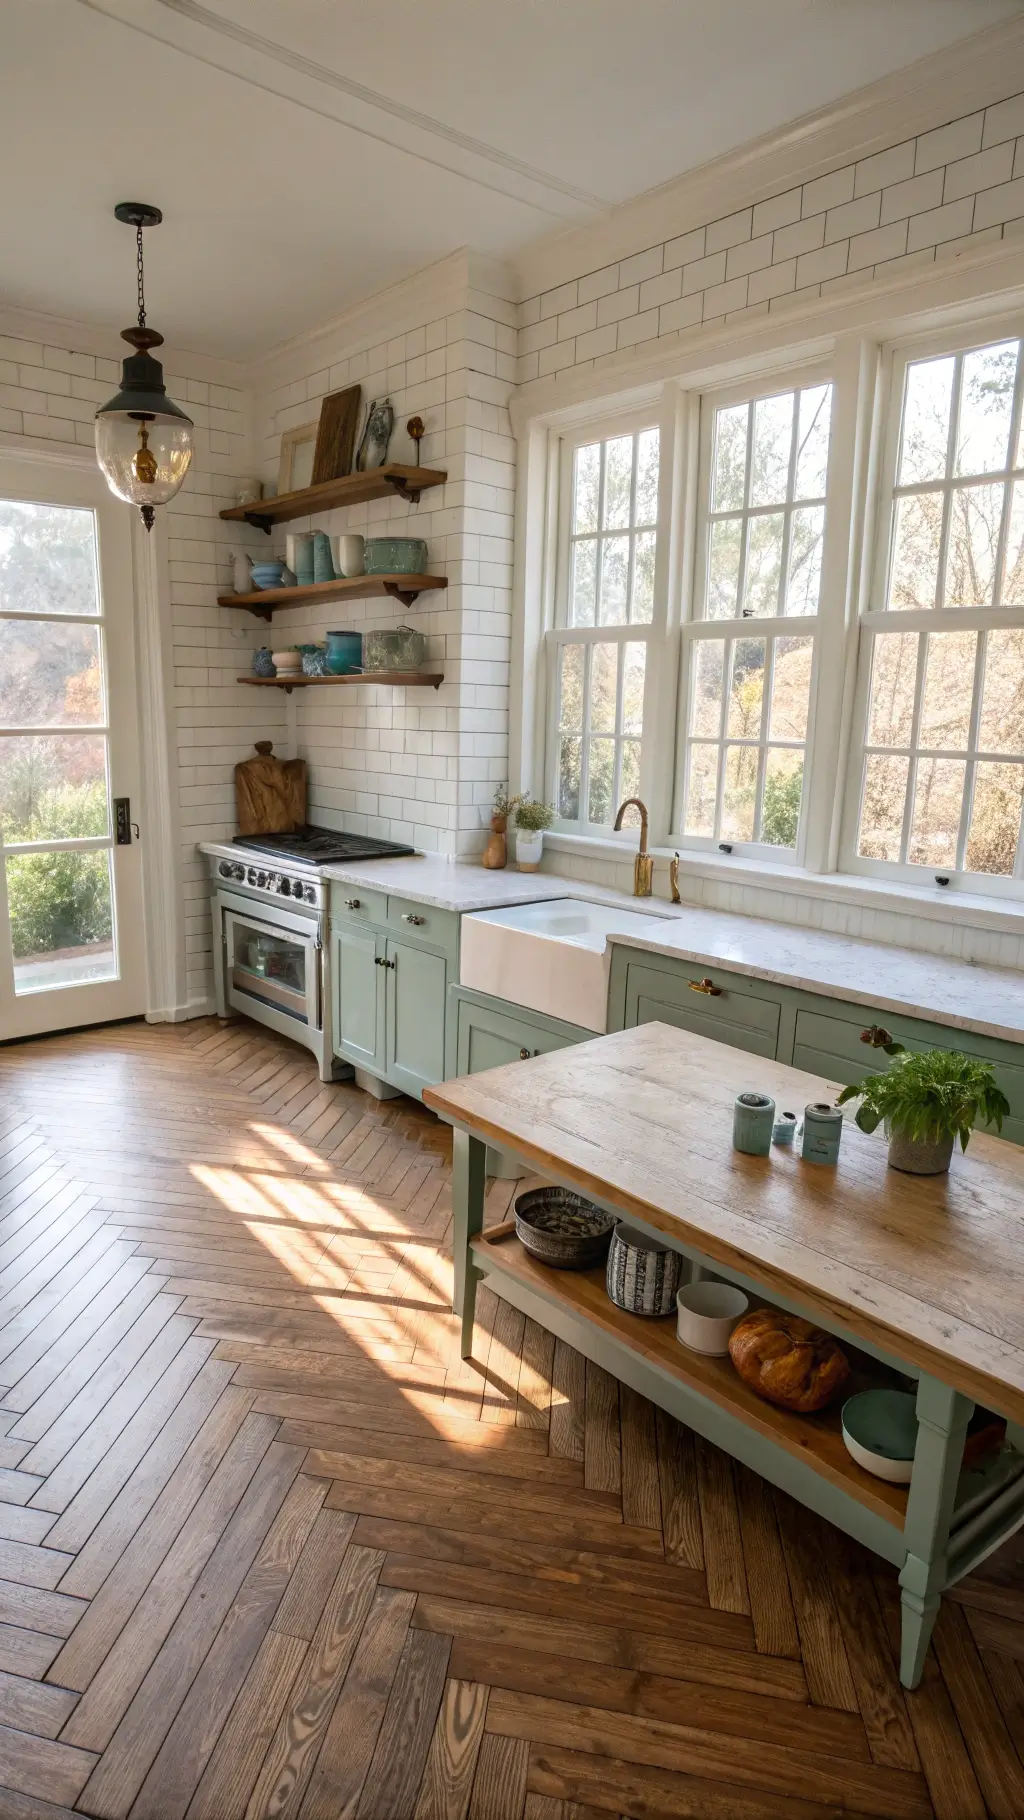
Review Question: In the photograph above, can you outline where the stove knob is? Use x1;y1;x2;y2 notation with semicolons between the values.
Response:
257;871;268;889
278;877;291;896
304;884;317;904
247;867;257;885
233;863;245;880
218;861;231;878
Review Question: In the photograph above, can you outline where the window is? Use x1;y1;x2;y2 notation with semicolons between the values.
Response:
850;335;1024;882
552;424;658;831
681;379;833;854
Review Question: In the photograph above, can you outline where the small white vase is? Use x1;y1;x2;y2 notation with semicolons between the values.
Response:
233;552;254;595
516;829;544;871
333;533;365;578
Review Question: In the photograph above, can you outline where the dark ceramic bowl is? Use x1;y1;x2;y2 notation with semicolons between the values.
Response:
514;1186;614;1270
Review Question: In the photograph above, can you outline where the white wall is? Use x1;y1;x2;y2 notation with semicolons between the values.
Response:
249;252;516;858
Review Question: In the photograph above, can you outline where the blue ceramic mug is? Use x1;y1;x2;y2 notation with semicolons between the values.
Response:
325;630;363;675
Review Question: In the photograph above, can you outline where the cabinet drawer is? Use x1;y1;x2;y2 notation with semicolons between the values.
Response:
792;1008;1024;1146
625;961;781;1060
330;884;387;928
386;895;459;960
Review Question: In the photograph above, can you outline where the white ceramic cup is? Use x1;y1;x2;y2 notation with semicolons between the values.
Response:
675;1281;749;1355
333;533;365;578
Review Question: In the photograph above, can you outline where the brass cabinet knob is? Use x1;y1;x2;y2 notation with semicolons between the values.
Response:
345;898;361;909
519;1046;531;1059
861;1024;894;1047
689;976;722;996
402;912;426;925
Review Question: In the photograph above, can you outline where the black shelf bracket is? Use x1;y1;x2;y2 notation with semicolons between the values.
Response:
382;582;421;608
383;475;421;504
245;604;275;622
244;512;274;534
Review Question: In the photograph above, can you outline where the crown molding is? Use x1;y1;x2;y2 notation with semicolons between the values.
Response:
510;234;1024;435
0;300;248;388
514;16;1024;303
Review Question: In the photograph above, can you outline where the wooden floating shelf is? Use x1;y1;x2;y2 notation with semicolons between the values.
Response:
473;1223;909;1527
219;573;448;621
219;464;446;532
238;671;443;694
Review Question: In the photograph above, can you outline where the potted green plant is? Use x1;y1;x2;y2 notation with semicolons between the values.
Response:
836;1046;1009;1175
514;796;555;871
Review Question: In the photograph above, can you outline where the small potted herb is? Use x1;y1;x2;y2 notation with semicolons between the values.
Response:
514;796;555;871
836;1047;1009;1175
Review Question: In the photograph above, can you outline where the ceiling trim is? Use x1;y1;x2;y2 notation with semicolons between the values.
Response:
514;15;1024;301
77;0;606;222
510;234;1024;434
0;301;248;388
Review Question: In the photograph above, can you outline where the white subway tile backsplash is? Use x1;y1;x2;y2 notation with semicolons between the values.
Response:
906;195;976;252
705;208;753;254
916;111;984;174
801;167;855;217
751;188;802;236
772;214;826;261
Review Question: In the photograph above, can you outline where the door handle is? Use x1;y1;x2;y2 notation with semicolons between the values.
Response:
375;956;396;970
689;976;722;996
402;912;426;925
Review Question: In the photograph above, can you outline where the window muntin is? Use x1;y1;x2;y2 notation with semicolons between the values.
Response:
683;633;812;848
570;428;658;626
556;639;645;827
703;384;832;621
885;341;1024;612
852;333;1024;884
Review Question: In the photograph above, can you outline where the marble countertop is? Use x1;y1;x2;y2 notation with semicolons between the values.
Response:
200;844;1024;1043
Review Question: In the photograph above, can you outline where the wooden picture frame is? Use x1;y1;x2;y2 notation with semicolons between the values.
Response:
311;385;362;485
278;422;318;495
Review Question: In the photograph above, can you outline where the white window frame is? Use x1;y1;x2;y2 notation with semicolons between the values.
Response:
841;315;1024;900
545;406;669;839
672;360;838;866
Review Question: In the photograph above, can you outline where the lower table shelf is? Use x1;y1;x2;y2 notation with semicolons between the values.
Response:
472;1222;908;1527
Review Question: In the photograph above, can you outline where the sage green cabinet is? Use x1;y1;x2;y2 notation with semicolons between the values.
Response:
621;958;782;1059
330;885;455;1100
608;944;1024;1143
447;986;591;1178
386;937;448;1098
333;921;386;1075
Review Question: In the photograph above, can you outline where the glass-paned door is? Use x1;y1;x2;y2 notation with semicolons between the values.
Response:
0;460;145;1040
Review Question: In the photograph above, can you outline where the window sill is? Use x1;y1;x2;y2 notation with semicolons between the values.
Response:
541;832;1024;936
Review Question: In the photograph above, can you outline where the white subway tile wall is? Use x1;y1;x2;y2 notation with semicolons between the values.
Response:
0;331;278;1011
250;283;515;864
516;88;1024;385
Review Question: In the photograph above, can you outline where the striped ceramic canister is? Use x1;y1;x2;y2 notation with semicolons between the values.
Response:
606;1222;682;1317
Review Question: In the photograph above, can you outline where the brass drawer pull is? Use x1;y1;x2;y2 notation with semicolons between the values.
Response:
861;1024;894;1048
345;898;361;910
402;912;426;925
519;1046;534;1060
689;976;722;996
374;955;396;969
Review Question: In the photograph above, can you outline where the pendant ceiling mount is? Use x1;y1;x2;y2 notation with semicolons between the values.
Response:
94;202;194;532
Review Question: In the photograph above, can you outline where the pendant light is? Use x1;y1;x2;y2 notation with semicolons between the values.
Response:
94;204;194;531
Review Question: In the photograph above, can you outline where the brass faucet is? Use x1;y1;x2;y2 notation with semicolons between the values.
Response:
614;797;653;897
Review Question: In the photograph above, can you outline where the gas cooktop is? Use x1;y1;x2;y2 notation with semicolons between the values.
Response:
233;827;416;865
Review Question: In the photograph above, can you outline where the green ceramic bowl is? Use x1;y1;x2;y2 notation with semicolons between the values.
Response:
841;1389;918;1483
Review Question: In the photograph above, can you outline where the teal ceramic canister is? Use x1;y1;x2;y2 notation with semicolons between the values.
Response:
802;1101;844;1165
325;630;363;675
312;531;335;583
733;1092;775;1156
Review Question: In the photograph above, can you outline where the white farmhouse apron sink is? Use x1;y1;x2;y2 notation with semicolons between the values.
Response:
459;898;670;1032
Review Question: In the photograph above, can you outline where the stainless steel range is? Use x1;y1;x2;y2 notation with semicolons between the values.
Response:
206;827;415;1078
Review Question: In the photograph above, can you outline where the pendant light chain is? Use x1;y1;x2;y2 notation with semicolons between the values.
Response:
136;223;146;331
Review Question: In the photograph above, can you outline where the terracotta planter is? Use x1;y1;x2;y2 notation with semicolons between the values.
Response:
886;1127;955;1175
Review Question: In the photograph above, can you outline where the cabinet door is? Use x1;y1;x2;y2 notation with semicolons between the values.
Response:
624;961;781;1060
385;938;447;1099
456;997;578;1076
333;924;385;1072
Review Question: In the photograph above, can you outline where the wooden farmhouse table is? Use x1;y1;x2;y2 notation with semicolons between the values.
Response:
423;1021;1024;1690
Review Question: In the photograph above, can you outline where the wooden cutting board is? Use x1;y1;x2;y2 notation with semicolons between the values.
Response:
234;741;307;835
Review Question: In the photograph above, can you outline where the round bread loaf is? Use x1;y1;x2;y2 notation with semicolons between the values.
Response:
728;1308;850;1412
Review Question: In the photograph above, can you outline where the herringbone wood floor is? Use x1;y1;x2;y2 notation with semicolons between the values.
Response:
0;1019;1021;1818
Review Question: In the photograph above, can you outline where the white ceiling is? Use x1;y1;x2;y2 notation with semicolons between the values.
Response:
0;0;1020;360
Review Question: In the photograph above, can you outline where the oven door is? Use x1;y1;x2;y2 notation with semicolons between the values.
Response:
222;897;320;1030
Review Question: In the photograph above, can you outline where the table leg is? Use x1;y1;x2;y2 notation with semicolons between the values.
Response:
451;1130;486;1359
899;1374;972;1689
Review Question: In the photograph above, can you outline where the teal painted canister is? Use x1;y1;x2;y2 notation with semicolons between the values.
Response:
802;1101;844;1165
733;1092;775;1156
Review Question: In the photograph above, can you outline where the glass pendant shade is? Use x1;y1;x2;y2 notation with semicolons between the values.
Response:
94;408;194;509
